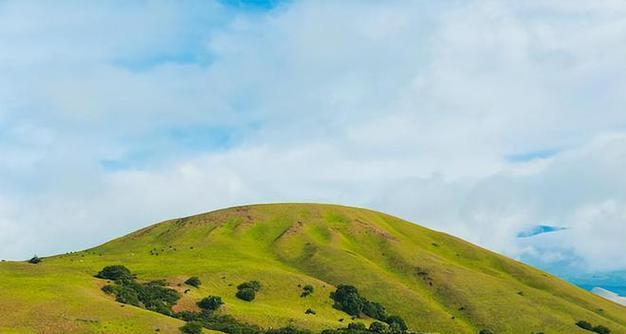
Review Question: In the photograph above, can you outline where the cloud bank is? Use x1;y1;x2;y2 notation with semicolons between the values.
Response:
1;0;625;275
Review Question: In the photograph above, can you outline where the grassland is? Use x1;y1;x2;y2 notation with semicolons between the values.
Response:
1;203;626;334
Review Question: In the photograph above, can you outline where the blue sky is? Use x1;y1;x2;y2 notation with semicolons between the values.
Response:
1;1;626;283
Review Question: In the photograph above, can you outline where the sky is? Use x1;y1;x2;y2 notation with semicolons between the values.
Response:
1;0;625;279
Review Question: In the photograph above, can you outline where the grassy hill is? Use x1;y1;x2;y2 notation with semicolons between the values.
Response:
1;203;626;334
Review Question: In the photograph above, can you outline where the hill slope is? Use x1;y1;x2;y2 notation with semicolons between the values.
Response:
1;203;625;334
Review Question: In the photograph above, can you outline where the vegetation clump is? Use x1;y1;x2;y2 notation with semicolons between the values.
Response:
198;296;224;311
180;321;204;334
330;285;408;333
236;288;256;301
322;321;404;334
577;321;593;330
236;280;261;302
301;284;314;297
368;322;387;334
27;255;42;264
577;321;611;334
237;280;262;291
176;310;263;334
96;265;133;281
97;266;180;316
185;276;202;288
266;326;312;334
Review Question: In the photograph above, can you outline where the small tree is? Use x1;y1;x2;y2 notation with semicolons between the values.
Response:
198;296;223;311
185;276;202;288
330;285;364;316
96;265;133;281
180;321;203;334
28;255;42;264
369;322;387;334
577;321;593;330
236;288;256;301
347;322;367;331
385;315;407;331
301;284;314;297
593;325;611;334
363;301;386;320
237;280;262;292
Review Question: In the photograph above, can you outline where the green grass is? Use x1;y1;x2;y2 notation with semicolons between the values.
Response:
1;203;626;334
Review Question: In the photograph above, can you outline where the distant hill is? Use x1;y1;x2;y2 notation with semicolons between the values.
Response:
1;203;625;334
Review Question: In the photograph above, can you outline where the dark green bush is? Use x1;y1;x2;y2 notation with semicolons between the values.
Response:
138;280;181;315
479;330;494;334
186;276;202;288
175;310;263;334
301;284;314;297
330;284;407;333
369;322;387;334
593;325;611;334
577;321;593;330
96;265;179;316
114;284;142;306
236;288;256;301
266;326;312;334
27;255;42;264
362;302;385;320
347;323;367;331
385;315;407;332
96;265;133;281
198;296;224;311
180;321;204;334
237;280;262;292
331;285;364;316
101;285;116;295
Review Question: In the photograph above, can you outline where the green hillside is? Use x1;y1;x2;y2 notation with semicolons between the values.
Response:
1;203;625;334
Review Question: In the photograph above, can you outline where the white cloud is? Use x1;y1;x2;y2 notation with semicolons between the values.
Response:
0;0;625;276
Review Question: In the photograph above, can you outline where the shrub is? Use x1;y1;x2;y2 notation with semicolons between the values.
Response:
362;302;386;320
577;321;593;331
101;285;116;295
301;284;314;297
185;276;202;288
180;321;204;334
175;311;263;334
27;255;42;264
369;322;387;334
331;285;364;316
176;310;201;322
96;266;180;316
330;284;407;333
113;284;141;306
593;325;611;334
198;296;224;311
347;323;367;331
266;326;312;334
139;281;181;315
479;330;494;334
237;280;262;292
385;315;407;331
236;288;256;301
96;265;133;281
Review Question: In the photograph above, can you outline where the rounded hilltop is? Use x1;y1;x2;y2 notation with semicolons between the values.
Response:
1;203;625;334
